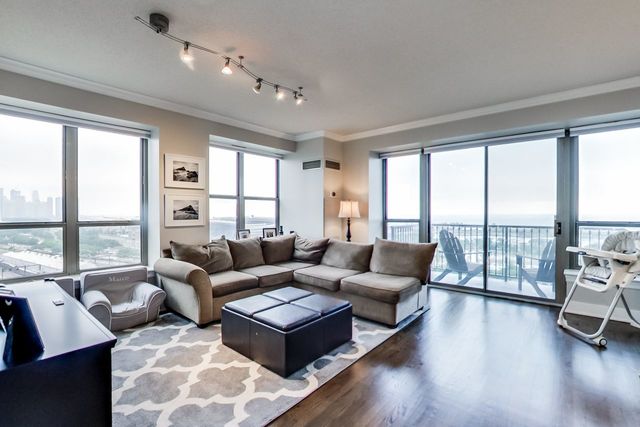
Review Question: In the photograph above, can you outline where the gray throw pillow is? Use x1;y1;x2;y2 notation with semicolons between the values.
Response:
369;237;437;282
227;238;265;269
321;240;373;271
293;236;330;263
261;234;296;264
207;238;234;273
169;238;233;274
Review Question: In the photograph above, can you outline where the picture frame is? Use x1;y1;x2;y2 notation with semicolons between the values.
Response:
262;227;277;238
165;192;206;227
237;229;251;239
165;154;206;189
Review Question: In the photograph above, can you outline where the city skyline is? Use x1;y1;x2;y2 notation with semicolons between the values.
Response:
0;187;62;221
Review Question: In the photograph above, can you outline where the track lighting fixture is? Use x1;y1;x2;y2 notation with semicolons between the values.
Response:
221;57;232;75
253;78;262;94
275;85;285;100
137;14;308;103
179;42;194;64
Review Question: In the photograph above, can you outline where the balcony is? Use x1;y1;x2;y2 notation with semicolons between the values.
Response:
387;222;622;300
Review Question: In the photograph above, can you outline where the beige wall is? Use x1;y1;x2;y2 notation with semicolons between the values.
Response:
279;138;325;238
0;69;295;264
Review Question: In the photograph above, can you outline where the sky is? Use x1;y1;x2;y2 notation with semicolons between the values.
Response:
209;147;277;218
3;112;639;226
386;129;640;226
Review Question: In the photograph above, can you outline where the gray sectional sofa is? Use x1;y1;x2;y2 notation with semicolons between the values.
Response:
154;234;437;327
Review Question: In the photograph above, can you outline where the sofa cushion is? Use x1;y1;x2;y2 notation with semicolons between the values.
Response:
239;265;293;287
293;236;330;263
340;272;421;304
273;260;316;271
169;238;233;274
321;240;373;272
261;234;296;264
294;264;361;291
210;270;259;297
370;238;438;282
228;238;265;269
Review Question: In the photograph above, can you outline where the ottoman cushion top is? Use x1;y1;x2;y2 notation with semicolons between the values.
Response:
263;286;312;303
225;295;284;317
254;305;320;331
291;294;351;315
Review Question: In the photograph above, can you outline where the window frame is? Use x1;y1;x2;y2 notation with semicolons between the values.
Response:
571;129;640;267
0;112;148;282
208;146;280;240
382;154;423;243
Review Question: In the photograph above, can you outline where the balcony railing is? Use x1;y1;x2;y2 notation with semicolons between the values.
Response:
387;222;624;281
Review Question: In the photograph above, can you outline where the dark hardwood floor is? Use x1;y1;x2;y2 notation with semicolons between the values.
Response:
270;288;640;427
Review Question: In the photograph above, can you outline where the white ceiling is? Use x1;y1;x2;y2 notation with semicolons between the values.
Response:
2;0;640;139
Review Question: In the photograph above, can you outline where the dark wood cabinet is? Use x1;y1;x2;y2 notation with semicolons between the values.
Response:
0;281;116;427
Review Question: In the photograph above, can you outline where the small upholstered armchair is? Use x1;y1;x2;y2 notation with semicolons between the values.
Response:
80;267;166;331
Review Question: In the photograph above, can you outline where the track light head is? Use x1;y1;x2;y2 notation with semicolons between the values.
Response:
180;42;194;64
275;85;285;100
253;78;262;94
221;57;233;75
296;87;305;105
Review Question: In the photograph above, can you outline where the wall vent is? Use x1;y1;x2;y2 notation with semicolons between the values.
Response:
325;160;341;170
302;160;322;170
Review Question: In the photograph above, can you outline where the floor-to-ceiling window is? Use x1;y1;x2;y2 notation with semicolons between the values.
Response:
383;154;421;243
486;139;557;299
430;148;485;289
0;112;147;281
576;127;640;253
209;146;279;240
383;133;563;302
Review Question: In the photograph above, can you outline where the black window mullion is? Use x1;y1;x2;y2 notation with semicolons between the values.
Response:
382;159;388;239
237;152;245;230
64;126;79;275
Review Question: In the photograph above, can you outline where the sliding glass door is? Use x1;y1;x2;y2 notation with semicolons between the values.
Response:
486;139;557;299
430;148;485;289
427;140;558;299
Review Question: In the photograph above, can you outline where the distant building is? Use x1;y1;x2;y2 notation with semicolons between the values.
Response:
0;188;57;221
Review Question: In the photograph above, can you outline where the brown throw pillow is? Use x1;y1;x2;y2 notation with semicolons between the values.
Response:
261;234;296;264
169;238;233;274
293;236;330;263
227;238;265;269
369;238;437;282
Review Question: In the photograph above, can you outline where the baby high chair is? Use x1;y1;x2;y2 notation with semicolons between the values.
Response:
558;231;640;346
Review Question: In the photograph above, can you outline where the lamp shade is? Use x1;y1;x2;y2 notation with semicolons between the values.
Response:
338;200;360;218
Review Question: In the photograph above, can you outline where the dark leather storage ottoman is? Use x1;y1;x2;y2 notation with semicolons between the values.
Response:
292;294;353;353
252;305;324;377
221;295;284;358
221;287;353;377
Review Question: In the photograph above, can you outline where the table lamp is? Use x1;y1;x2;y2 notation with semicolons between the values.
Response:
338;200;360;242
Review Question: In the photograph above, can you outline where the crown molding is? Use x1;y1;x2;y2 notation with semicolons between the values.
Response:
295;130;347;142
339;75;640;142
0;56;296;141
4;56;640;145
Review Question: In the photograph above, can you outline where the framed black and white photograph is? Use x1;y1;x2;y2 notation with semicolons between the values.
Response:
262;227;277;238
165;193;206;227
237;229;251;239
165;154;206;189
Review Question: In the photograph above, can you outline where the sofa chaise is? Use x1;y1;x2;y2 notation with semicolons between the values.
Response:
154;234;436;327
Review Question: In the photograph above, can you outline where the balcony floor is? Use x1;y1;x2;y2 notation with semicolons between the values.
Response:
431;269;556;299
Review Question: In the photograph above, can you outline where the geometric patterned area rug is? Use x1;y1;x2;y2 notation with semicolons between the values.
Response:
112;310;423;427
